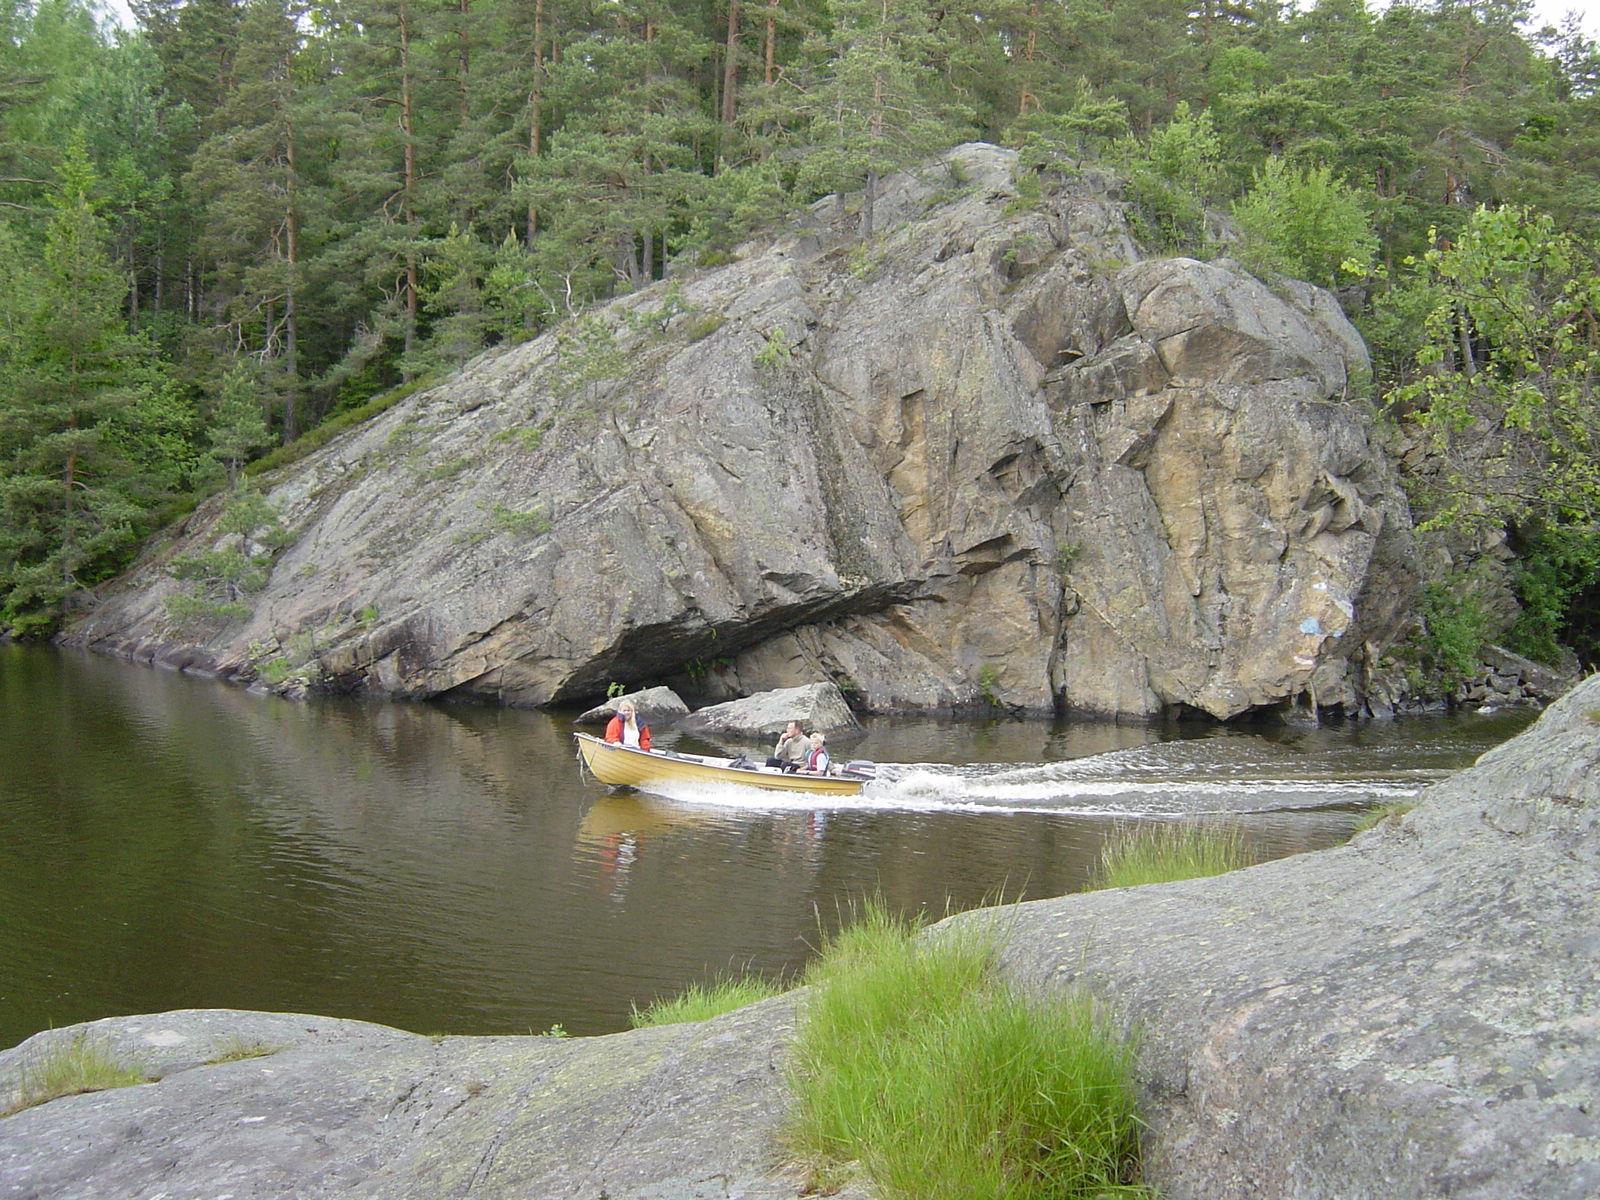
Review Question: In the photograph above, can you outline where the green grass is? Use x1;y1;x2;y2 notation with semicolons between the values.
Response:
629;974;785;1028
1087;822;1248;892
1351;801;1416;836
2;1033;149;1117
203;1038;282;1066
785;900;1147;1200
244;375;440;480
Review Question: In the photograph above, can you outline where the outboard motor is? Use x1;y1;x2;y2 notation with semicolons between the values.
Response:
840;760;878;782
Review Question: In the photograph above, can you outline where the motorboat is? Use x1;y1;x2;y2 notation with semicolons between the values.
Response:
573;732;874;797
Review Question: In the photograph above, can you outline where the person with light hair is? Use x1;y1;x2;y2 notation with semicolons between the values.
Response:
805;731;830;775
603;699;651;750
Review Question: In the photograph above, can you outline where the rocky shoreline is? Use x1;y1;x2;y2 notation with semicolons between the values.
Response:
5;672;1596;1199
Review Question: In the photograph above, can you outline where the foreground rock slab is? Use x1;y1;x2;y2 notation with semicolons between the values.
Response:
0;1004;815;1200
967;672;1600;1199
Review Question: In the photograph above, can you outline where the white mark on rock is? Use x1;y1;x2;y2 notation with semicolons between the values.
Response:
145;1031;186;1048
1300;617;1323;636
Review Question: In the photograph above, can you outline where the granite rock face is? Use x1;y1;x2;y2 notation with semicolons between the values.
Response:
3;678;1596;1198
65;144;1413;719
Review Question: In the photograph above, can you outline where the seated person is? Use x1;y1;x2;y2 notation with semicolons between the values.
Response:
766;719;810;769
603;699;651;750
805;731;830;775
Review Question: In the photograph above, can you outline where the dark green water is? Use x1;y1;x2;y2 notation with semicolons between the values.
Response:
0;644;1533;1050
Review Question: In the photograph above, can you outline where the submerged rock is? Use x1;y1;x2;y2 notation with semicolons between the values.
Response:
2;677;1595;1198
65;143;1413;720
676;682;862;739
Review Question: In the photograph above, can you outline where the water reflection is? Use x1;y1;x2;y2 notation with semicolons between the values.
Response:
0;644;1532;1050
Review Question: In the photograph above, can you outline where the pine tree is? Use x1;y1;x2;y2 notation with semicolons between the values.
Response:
785;0;971;238
0;145;170;633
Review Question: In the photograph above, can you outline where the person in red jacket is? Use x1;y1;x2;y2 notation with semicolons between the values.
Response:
603;699;651;750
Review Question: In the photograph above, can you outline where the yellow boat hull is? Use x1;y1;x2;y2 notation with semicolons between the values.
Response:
573;733;865;797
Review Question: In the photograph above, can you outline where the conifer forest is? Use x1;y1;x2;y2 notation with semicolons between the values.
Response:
2;0;1598;666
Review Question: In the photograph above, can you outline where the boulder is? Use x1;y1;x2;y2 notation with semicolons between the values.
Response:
677;682;862;739
574;685;689;726
64;143;1414;721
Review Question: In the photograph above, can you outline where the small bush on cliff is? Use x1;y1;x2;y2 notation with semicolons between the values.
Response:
2;1033;149;1117
629;974;784;1028
786;900;1146;1199
1088;821;1247;891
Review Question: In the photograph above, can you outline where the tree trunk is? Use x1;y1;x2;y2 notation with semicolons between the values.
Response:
526;0;543;249
284;116;300;443
457;0;470;120
764;0;776;85
400;3;418;375
722;0;739;127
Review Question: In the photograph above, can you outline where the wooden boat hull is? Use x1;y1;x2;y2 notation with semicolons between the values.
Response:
574;733;865;797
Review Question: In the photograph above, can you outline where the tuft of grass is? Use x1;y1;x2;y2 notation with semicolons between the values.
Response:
785;900;1147;1199
1087;822;1247;892
1351;801;1416;836
2;1034;149;1117
1586;708;1600;726
245;375;440;479
204;1038;282;1066
629;974;785;1028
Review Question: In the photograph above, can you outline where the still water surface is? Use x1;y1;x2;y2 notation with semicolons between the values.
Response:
0;644;1532;1050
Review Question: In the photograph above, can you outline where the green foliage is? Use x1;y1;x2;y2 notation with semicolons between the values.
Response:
1055;542;1082;573
0;141;180;635
975;663;1002;707
1115;103;1223;253
683;313;727;343
163;484;288;630
1390;207;1600;537
1087;823;1248;891
487;503;550;538
606;681;627;699
245;378;436;479
629;974;784;1028
422;455;473;482
489;426;544;453
207;364;272;486
1417;579;1495;688
1231;158;1377;287
753;326;793;372
1504;526;1600;666
2;1033;149;1116
551;315;625;404
785;900;1146;1200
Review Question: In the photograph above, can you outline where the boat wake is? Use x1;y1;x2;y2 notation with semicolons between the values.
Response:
628;739;1446;820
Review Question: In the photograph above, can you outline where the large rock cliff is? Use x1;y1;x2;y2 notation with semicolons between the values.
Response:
66;144;1414;719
